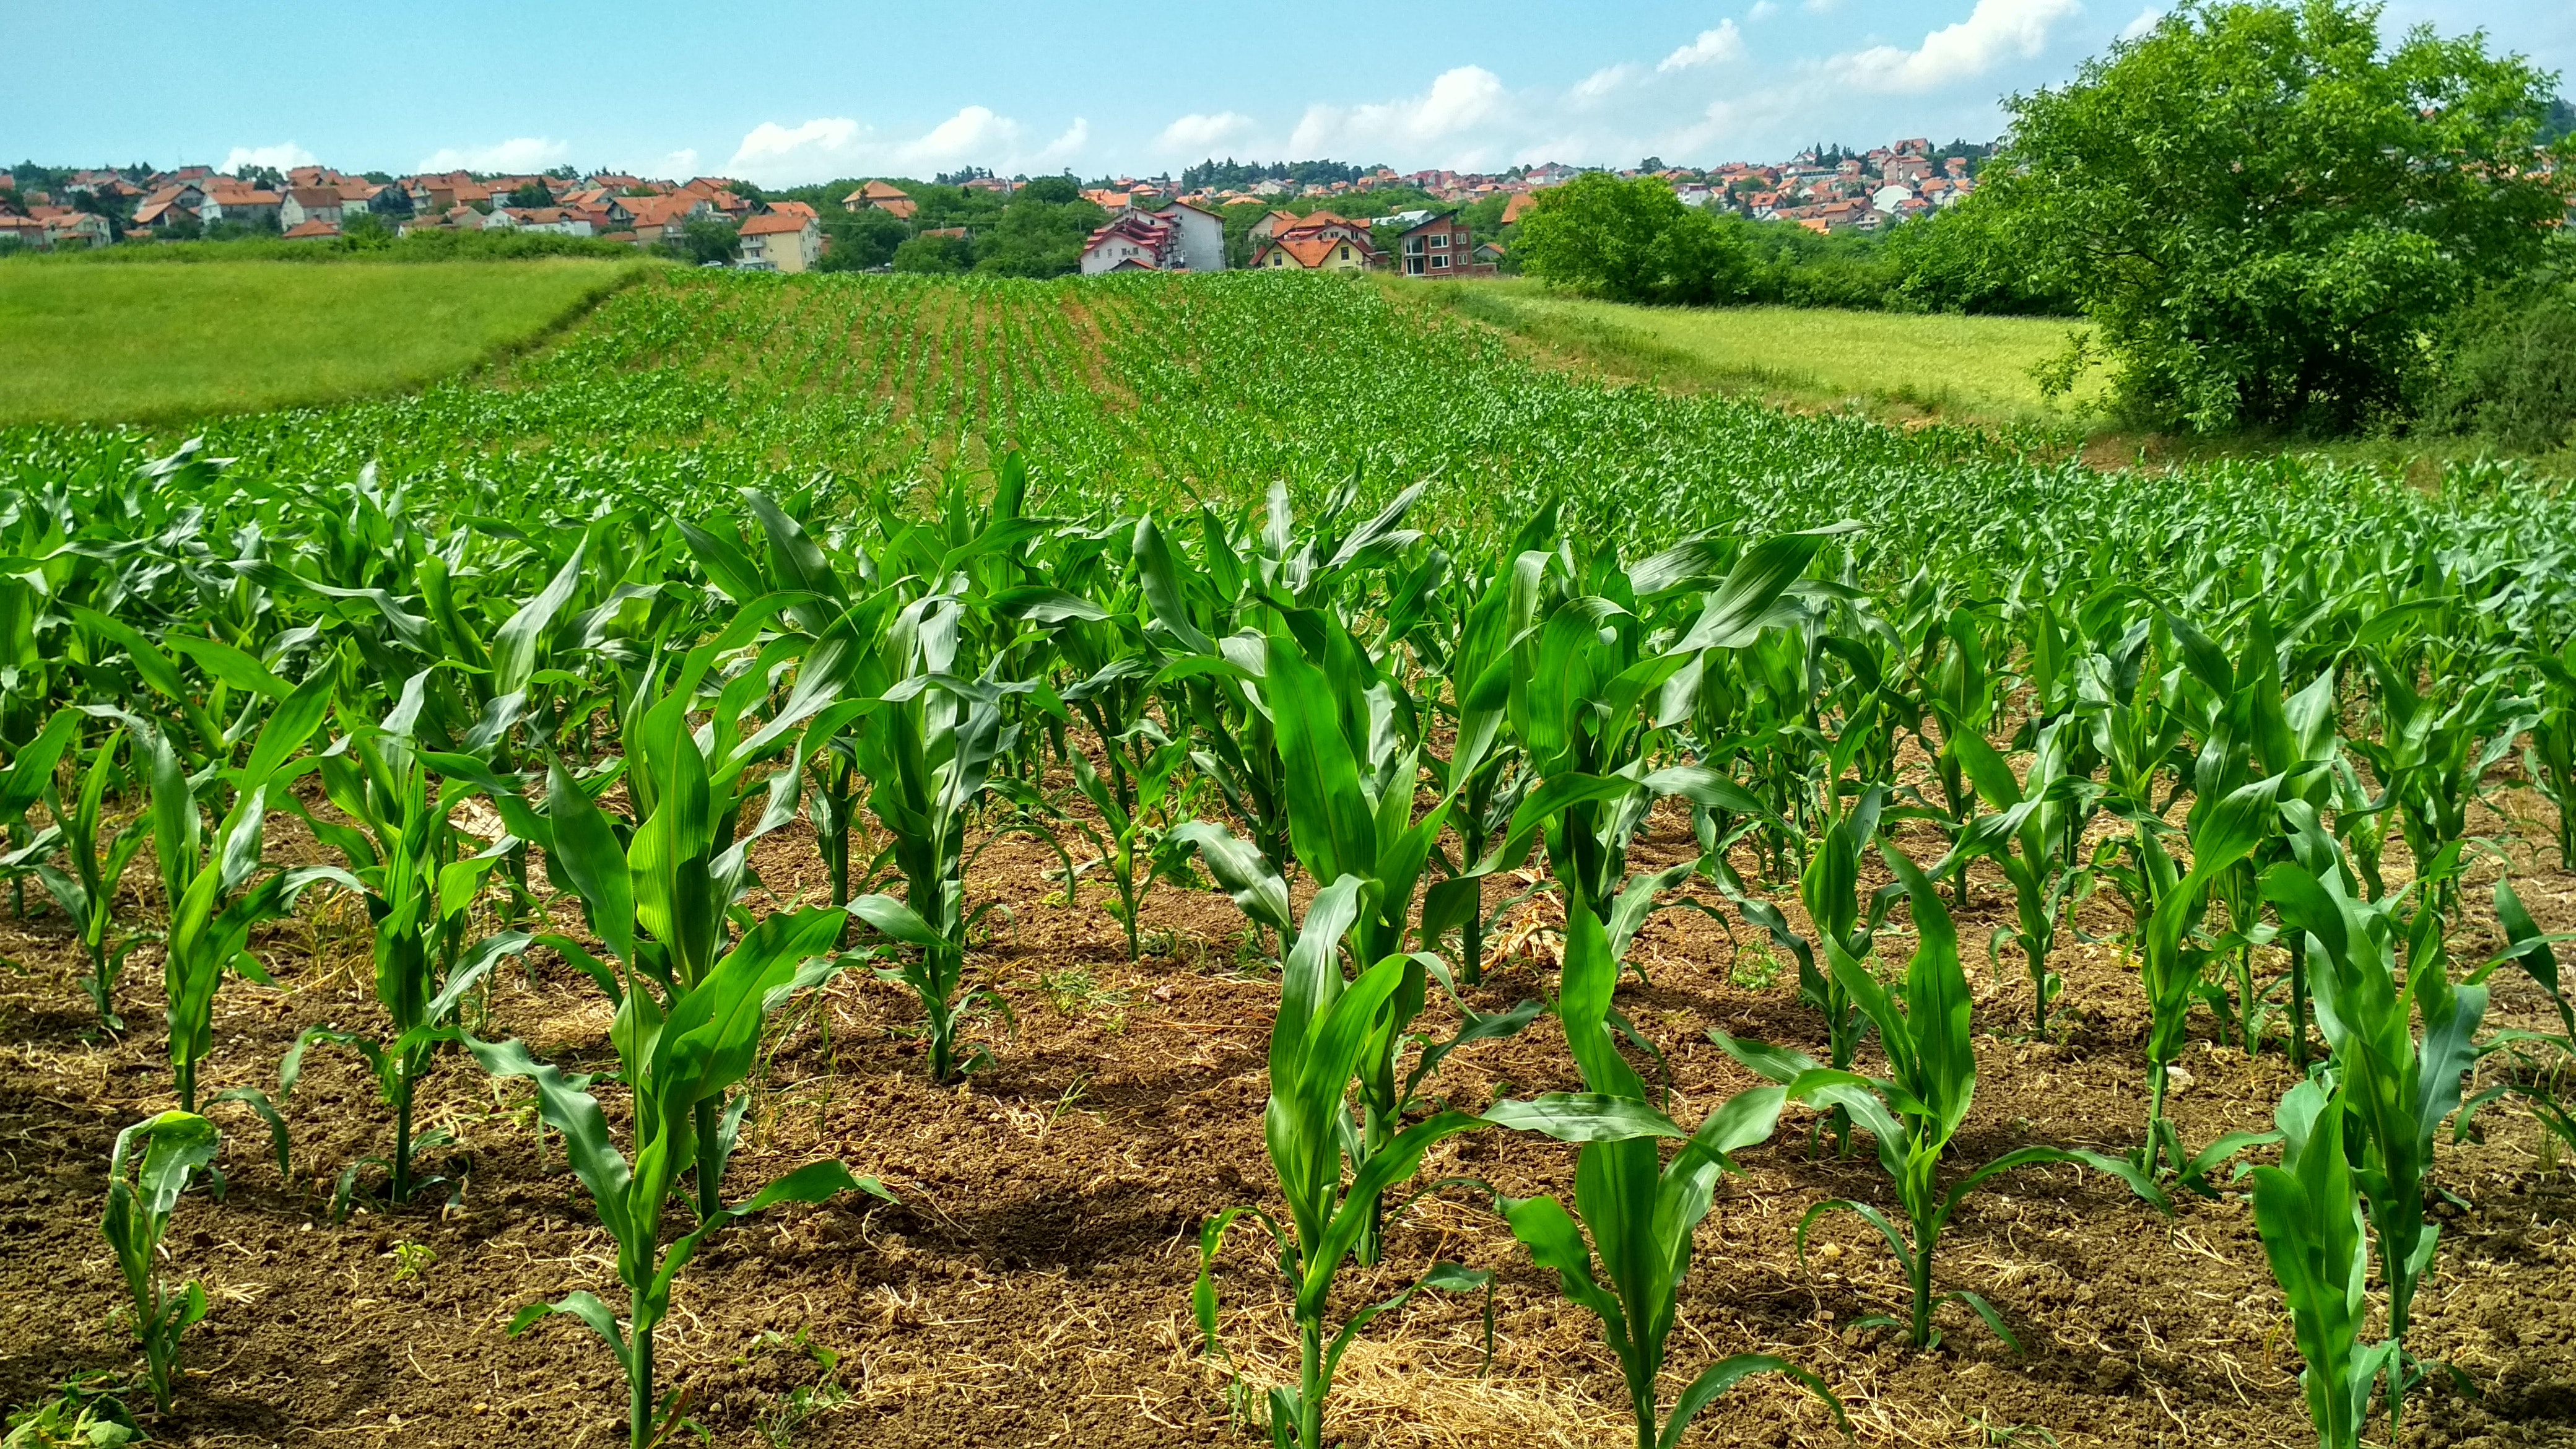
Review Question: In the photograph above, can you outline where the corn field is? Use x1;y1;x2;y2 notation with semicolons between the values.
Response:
2;271;2573;1449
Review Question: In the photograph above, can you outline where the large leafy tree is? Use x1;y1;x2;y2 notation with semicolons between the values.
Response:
1516;173;1756;307
1980;1;2564;433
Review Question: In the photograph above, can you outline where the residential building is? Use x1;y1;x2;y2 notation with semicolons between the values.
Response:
621;193;711;245
1251;217;1380;272
280;187;344;229
1149;200;1225;271
282;219;341;240
1080;211;1183;272
199;187;282;227
738;210;823;272
842;180;915;219
1502;191;1540;225
0;215;51;250
488;207;595;237
1393;211;1490;278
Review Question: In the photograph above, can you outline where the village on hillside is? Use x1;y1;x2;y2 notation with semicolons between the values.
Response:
0;136;1991;276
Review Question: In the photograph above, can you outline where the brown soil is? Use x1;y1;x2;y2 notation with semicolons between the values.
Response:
4;791;2575;1449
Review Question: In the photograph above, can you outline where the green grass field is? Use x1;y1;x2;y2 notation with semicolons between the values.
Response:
0;259;648;425
1430;278;2105;428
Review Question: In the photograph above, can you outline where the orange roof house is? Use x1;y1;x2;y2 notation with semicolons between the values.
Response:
842;180;916;219
738;211;823;273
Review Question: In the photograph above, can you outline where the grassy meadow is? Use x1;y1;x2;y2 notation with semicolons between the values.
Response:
1430;277;2105;428
0;258;648;425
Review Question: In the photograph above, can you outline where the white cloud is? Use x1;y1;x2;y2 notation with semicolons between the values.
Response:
659;148;700;177
220;141;316;173
1289;66;1511;160
1838;0;2082;93
722;107;1090;186
1570;63;1642;105
416;136;572;173
1155;111;1258;155
2119;5;2164;40
1747;1;1780;19
1660;21;1747;71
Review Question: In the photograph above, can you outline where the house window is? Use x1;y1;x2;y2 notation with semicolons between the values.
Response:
1430;255;1448;269
1429;233;1447;249
1338;245;1349;260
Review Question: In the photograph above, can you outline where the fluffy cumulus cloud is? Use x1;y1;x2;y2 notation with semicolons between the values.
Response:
1837;0;2084;93
1660;21;1747;71
220;141;316;173
416;137;573;173
724;106;1086;185
1155;111;1258;156
1287;66;1511;163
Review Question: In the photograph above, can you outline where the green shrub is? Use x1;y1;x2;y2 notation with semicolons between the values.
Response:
2421;278;2576;451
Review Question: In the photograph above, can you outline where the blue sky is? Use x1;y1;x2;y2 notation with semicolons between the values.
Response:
6;1;2568;183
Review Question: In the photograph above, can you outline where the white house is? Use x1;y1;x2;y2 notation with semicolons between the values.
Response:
1151;200;1226;272
737;211;822;272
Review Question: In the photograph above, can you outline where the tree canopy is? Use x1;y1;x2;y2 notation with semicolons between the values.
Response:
1975;0;2566;433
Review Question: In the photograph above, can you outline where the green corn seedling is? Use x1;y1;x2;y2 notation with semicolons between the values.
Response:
1941;718;2100;1033
1496;898;1845;1449
2249;1077;2396;1449
2136;775;2281;1180
1194;875;1648;1449
0;706;77;920
140;676;339;1112
1061;724;1193;961
1712;782;1904;1126
2261;840;2487;1431
102;1112;219;1414
472;905;889;1449
842;593;1044;1084
1718;848;2166;1350
30;723;152;1030
281;672;533;1206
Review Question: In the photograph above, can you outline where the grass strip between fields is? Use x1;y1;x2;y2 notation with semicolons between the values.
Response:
0;258;655;426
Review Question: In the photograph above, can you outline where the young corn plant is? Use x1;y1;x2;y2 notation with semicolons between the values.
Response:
1711;781;1903;1134
472;906;889;1449
1060;725;1192;962
843;591;1042;1084
2261;842;2487;1432
2249;1076;2396;1449
1716;849;2166;1350
281;674;533;1206
29;723;151;1030
1183;604;1554;1264
2136;775;2282;1180
1940;718;2100;1035
1194;876;1634;1449
139;677;340;1113
1495;900;1845;1449
0;707;77;920
102;1112;219;1414
453;631;844;1217
2473;879;2576;1158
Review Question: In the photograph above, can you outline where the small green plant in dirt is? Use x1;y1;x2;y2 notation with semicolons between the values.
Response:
1193;876;1648;1449
2262;835;2489;1432
2;1375;141;1449
281;674;534;1208
2250;1075;2394;1449
1717;848;2167;1351
102;1111;219;1414
1037;965;1129;1018
471;904;891;1449
738;1328;850;1447
1726;936;1783;993
388;1241;436;1283
134;677;340;1113
1494;903;1846;1449
28;724;150;1032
